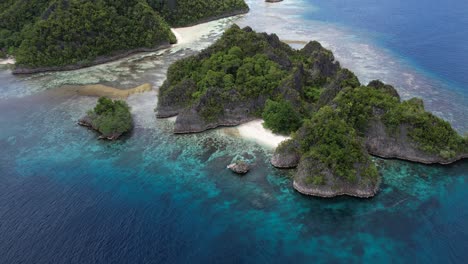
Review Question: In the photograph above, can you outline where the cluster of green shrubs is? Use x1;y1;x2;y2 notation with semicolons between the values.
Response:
262;99;302;135
88;97;132;137
0;0;248;68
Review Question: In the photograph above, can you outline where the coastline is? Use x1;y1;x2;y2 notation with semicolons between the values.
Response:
12;43;171;75
11;9;249;75
232;120;290;148
170;8;249;28
0;58;15;65
165;116;289;148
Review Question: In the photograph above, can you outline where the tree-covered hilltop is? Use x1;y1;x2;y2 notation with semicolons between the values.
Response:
0;0;248;71
13;0;175;70
157;25;468;198
0;0;51;53
149;0;249;27
79;97;132;140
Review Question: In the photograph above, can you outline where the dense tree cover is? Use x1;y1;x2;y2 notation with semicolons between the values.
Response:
160;25;334;123
87;97;132;137
163;36;288;121
334;86;467;158
14;0;175;68
149;0;249;27
0;0;248;68
296;106;378;182
159;25;467;185
262;99;302;134
0;0;51;53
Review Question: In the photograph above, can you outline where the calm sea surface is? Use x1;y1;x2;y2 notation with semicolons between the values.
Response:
0;0;467;263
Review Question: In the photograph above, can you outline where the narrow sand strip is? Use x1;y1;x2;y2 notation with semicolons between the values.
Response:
72;83;152;99
0;58;15;65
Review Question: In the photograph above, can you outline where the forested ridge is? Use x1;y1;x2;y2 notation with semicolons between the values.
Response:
0;0;248;68
157;25;468;197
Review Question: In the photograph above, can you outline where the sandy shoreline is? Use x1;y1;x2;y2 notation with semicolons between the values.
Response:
0;58;15;65
63;83;152;99
165;116;288;148
222;120;290;148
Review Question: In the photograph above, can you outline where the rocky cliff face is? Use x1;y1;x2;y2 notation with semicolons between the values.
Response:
78;116;123;141
157;27;350;134
293;157;380;198
365;119;468;165
271;140;300;168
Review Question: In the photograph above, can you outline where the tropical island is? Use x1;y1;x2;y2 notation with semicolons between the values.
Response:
79;97;133;140
0;0;248;73
156;25;468;198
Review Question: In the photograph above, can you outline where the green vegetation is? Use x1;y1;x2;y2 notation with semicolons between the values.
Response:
15;0;175;68
159;25;337;122
0;0;248;68
158;25;467;187
87;97;132;138
305;175;325;186
297;106;378;182
262;99;302;135
334;86;467;158
150;0;249;27
0;0;51;53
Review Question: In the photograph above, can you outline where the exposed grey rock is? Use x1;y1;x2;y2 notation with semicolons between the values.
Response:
78;116;123;141
365;119;468;165
293;157;380;198
271;140;300;168
228;161;250;174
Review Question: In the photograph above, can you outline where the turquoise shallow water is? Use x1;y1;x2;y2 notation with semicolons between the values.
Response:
1;1;468;263
1;89;467;263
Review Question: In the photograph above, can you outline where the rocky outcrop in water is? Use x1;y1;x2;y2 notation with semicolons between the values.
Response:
78;97;132;141
365;119;468;165
293;157;380;198
271;140;300;168
228;161;250;174
78;116;123;141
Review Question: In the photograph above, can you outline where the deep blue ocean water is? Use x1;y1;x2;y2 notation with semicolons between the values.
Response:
304;0;468;93
1;0;467;263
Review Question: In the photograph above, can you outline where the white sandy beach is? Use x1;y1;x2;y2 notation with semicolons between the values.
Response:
236;120;290;148
171;18;225;47
0;58;15;65
165;116;289;148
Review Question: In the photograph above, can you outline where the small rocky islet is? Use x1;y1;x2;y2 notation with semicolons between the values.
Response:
156;25;468;198
79;97;133;141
